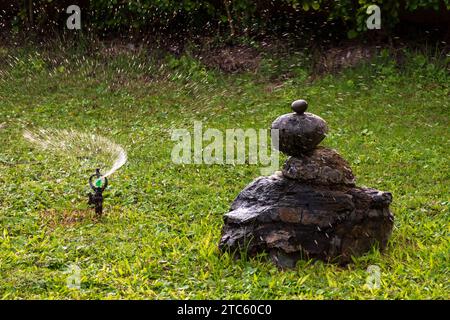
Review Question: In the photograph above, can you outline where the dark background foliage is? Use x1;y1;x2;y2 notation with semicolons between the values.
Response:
1;0;449;40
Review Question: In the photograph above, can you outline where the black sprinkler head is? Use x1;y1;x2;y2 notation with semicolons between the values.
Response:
88;168;108;216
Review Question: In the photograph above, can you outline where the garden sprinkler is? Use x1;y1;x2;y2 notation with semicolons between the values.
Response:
88;168;108;216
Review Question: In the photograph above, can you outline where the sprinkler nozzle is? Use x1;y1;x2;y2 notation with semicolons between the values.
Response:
88;168;108;216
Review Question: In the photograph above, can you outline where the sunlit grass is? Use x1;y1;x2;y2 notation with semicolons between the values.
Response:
0;45;448;299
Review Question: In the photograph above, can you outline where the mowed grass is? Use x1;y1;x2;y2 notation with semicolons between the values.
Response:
0;44;448;299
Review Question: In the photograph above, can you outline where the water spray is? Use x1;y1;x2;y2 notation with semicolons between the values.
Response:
24;128;127;217
88;168;108;216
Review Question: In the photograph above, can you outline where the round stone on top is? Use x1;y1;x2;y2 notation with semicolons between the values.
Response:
271;99;328;156
291;99;308;114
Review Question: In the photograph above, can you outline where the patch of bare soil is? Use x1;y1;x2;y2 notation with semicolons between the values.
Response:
38;209;98;229
200;44;261;73
97;41;141;58
317;44;378;73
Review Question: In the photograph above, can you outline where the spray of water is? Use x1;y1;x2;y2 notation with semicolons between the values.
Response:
23;128;127;178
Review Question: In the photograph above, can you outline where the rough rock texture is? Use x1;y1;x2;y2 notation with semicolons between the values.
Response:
219;173;394;267
271;112;328;156
219;99;394;268
283;147;356;186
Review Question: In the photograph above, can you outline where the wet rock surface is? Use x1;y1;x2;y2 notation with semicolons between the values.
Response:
282;147;356;186
219;99;394;267
291;99;308;114
271;112;328;156
219;173;393;267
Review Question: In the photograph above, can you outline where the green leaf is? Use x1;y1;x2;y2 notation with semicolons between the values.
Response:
347;29;358;39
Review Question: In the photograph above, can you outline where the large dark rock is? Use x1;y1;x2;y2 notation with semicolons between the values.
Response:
283;147;356;186
271;112;328;156
219;173;394;267
219;98;394;268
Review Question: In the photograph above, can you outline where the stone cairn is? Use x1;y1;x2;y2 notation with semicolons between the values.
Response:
219;99;394;268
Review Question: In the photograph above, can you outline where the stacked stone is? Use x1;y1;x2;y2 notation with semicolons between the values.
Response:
219;100;394;267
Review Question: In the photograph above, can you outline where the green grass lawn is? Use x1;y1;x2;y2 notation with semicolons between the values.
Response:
0;45;449;299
